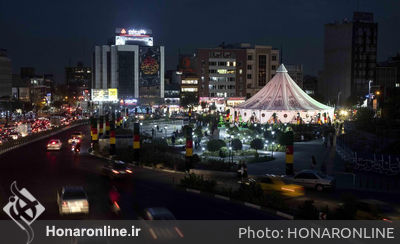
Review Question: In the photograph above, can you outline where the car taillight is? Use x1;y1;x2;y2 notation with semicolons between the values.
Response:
83;201;88;207
126;169;133;174
112;170;119;174
174;227;184;238
62;201;68;206
52;141;56;144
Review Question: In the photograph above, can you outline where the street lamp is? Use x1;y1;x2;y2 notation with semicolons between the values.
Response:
368;80;373;104
272;142;275;158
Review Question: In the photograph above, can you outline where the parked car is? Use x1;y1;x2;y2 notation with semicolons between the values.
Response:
285;170;335;191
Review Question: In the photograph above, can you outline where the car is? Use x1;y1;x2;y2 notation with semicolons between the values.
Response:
102;160;133;179
252;175;304;197
285;170;335;191
142;207;183;240
57;186;89;215
144;207;176;220
47;139;62;150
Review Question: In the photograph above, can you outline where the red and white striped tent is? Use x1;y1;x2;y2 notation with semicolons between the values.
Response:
233;64;334;124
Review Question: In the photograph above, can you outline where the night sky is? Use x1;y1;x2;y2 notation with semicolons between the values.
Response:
0;0;399;82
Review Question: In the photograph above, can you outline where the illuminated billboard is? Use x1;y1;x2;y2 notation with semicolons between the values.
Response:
115;28;153;46
139;47;161;87
91;89;118;102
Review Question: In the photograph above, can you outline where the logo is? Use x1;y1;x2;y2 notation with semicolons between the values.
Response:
120;28;126;34
3;181;45;244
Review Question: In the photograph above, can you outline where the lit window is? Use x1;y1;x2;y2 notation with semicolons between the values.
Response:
217;69;227;74
182;79;198;84
396;83;400;88
181;87;198;92
233;61;236;67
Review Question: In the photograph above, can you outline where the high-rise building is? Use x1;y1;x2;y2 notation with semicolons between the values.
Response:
92;28;164;104
65;62;92;87
0;49;12;98
196;43;279;99
322;12;378;105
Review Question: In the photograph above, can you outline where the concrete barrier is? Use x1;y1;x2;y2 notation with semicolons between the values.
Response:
189;169;236;179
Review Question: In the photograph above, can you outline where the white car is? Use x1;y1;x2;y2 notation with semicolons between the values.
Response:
57;186;89;215
285;170;335;191
47;139;62;150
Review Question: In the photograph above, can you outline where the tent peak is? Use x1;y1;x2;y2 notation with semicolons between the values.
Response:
276;64;288;73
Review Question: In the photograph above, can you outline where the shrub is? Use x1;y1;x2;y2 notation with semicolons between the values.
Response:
232;182;265;205
195;159;235;172
207;139;226;152
227;125;239;135
231;138;243;151
219;147;229;158
250;138;264;152
180;174;217;192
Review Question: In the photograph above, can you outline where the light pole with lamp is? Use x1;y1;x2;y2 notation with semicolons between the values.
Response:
368;80;373;104
272;142;275;158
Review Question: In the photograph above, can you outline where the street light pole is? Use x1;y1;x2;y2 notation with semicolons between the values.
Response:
368;80;373;104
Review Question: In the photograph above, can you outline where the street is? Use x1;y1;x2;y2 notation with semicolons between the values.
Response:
0;125;281;220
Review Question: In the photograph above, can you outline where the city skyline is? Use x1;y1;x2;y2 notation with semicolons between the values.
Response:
0;0;399;82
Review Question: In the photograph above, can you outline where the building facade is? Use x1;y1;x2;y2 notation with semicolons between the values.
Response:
195;44;279;99
245;45;280;98
322;12;378;105
376;53;400;100
0;49;12;98
92;28;165;104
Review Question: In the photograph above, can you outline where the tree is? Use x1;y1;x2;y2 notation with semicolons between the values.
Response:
194;126;203;141
207;139;226;152
354;108;375;132
231;138;243;151
250;138;264;152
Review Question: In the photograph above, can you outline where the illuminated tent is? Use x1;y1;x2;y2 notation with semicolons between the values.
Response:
233;64;334;124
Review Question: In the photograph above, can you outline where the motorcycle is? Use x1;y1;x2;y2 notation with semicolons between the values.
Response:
71;144;80;153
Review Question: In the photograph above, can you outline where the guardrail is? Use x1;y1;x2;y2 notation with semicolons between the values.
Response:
0;119;89;155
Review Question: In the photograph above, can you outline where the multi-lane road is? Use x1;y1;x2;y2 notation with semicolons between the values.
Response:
0;124;280;220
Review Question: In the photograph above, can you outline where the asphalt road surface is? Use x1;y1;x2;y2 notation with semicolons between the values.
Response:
0;124;281;220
